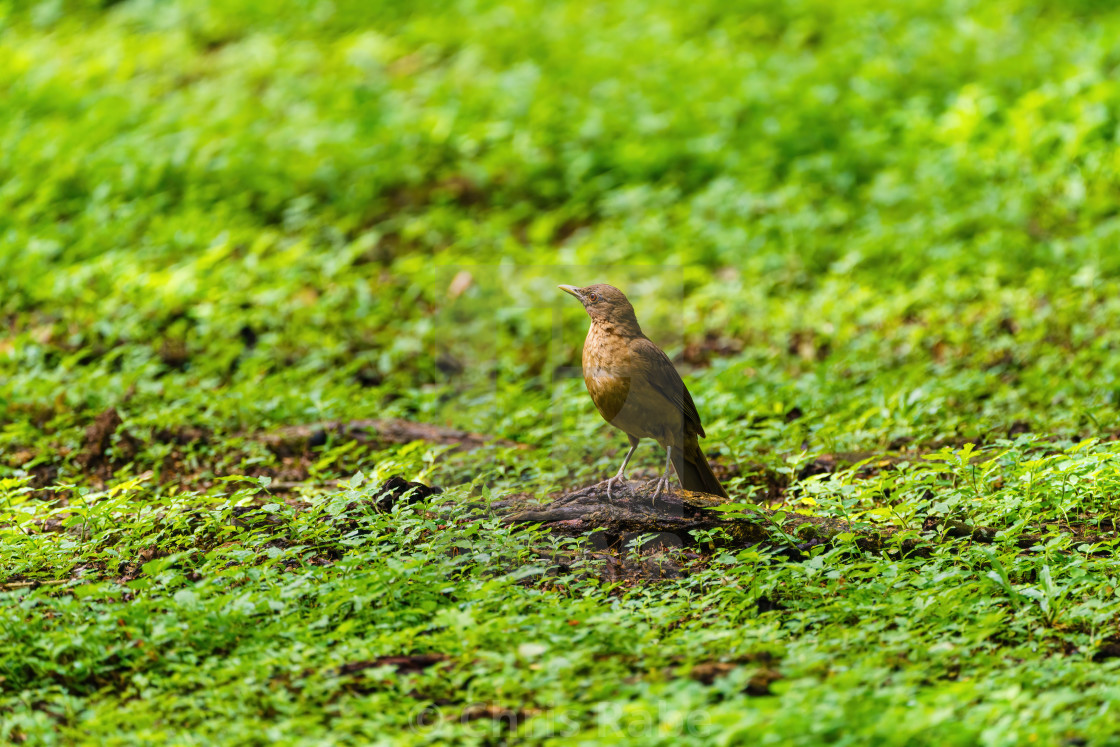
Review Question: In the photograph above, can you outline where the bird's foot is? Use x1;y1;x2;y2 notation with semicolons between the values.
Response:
596;474;628;501
648;476;672;506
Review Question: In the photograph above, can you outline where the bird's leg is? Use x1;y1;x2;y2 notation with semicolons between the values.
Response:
649;445;675;505
602;437;639;501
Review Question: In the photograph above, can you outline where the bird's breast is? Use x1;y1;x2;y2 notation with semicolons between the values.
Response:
582;325;631;423
580;323;684;444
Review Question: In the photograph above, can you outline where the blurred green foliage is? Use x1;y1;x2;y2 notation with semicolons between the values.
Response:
4;0;1120;455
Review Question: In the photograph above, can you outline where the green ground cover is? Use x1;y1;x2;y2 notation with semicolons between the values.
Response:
5;0;1120;743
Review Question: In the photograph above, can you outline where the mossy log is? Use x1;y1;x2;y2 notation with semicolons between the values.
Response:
500;479;1069;557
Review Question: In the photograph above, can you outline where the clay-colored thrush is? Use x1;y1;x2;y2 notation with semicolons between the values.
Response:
560;283;728;501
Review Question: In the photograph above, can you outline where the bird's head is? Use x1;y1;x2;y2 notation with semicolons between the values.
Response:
559;283;641;330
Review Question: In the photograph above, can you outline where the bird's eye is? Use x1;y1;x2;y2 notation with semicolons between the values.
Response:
587;291;599;302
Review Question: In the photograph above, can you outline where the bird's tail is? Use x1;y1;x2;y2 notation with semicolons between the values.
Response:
673;435;729;499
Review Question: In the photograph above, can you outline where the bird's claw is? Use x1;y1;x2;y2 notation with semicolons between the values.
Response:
600;474;627;501
648;476;671;506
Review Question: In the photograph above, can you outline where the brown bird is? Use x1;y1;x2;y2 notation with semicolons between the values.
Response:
559;283;728;502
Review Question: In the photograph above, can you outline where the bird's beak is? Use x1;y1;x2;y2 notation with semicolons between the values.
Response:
558;285;582;301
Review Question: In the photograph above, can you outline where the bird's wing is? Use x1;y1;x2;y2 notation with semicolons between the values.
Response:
629;337;706;438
